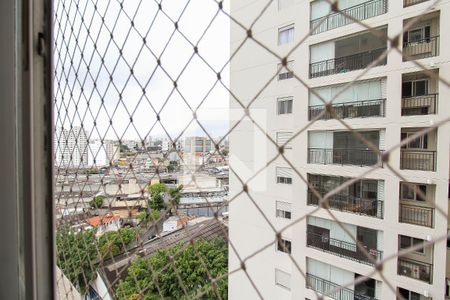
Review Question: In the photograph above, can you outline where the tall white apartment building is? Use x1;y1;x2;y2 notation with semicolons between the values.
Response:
88;140;120;167
229;0;450;299
55;126;88;168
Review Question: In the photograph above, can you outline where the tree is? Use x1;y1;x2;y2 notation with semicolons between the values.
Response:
89;195;105;208
98;228;136;258
116;239;228;299
168;185;183;209
148;183;167;211
56;226;97;292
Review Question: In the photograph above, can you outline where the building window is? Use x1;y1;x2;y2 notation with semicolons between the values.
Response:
278;61;294;80
276;167;292;184
276;201;292;219
402;79;429;97
398;287;424;300
276;131;293;149
277;238;292;254
400;182;427;202
401;132;428;149
399;235;425;254
275;268;291;290
277;97;293;115
404;25;431;45
278;25;294;45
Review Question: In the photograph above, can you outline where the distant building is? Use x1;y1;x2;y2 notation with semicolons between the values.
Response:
162;216;190;232
86;214;121;236
55;126;88;168
88;140;120;167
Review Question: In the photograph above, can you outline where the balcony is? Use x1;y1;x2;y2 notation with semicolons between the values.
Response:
400;149;436;171
308;148;382;167
398;257;433;283
311;0;387;35
403;36;439;61
307;231;382;265
399;203;434;227
310;47;386;78
308;191;383;219
401;94;438;116
306;273;378;300
404;0;430;7
309;98;386;120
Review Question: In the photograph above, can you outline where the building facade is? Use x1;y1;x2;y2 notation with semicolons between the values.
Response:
229;0;450;299
55;126;89;168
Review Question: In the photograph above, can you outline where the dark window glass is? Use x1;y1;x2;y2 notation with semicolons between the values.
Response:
414;80;428;96
400;235;411;249
402;81;412;97
416;185;427;201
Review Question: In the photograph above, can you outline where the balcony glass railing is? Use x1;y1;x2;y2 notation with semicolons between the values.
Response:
403;36;439;61
398;257;433;283
400;149;436;171
401;94;438;116
306;273;378;300
404;0;430;7
309;98;386;120
399;203;434;227
308;148;383;167
308;191;383;218
311;0;387;35
307;231;382;265
310;47;387;78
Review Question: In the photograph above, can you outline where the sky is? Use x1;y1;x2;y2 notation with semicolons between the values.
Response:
54;0;231;142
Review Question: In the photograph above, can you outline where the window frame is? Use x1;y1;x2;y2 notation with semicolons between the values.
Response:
402;79;429;98
275;268;291;290
277;97;293;115
277;238;292;254
276;201;292;219
400;182;427;202
278;24;295;45
399;235;425;254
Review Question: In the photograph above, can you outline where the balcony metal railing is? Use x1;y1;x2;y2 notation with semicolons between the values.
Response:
401;94;438;116
310;47;387;78
400;149;436;171
306;273;378;300
399;203;434;227
308;148;383;167
403;36;439;61
310;0;388;35
308;191;383;219
309;98;386;120
398;257;433;283
307;231;382;265
404;0;430;7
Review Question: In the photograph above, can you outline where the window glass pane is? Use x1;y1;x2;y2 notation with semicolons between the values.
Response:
287;100;293;113
414;80;428;96
400;235;411;249
409;28;423;43
402;81;412;97
416;185;427;201
413;238;425;253
402;183;415;200
278;27;294;45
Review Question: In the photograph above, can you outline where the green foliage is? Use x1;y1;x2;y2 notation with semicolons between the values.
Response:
90;195;105;208
56;226;97;292
169;185;183;206
98;228;136;258
120;144;130;152
137;210;161;223
117;239;228;300
148;183;167;211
